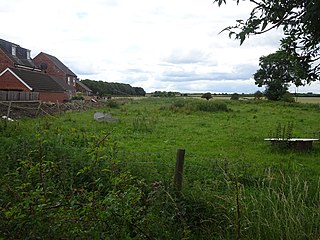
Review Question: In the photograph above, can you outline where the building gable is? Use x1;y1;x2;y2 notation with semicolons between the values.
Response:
33;52;77;77
0;39;36;70
5;68;65;92
0;68;32;91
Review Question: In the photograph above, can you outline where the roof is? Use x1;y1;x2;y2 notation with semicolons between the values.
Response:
76;80;92;92
38;52;77;77
0;39;36;68
51;76;75;92
7;68;65;92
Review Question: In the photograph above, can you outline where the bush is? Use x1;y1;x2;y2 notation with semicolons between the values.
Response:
169;99;229;113
230;93;240;100
71;94;84;100
254;90;264;100
105;99;120;108
280;92;295;102
201;92;212;100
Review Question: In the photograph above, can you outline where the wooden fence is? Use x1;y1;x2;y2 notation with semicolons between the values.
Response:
0;91;39;101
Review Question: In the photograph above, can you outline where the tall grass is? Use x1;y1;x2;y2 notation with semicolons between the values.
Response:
1;98;320;239
169;99;229;113
244;172;320;239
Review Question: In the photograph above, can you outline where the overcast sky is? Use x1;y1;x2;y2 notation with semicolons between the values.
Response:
1;0;320;93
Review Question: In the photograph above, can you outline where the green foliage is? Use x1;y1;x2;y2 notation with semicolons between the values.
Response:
1;98;320;239
201;92;212;100
230;93;240;100
280;92;295;103
254;90;264;100
254;51;310;94
71;93;84;100
105;99;120;108
214;0;320;82
254;51;303;101
269;122;294;140
151;91;179;97
169;99;229;113
131;113;157;133
80;79;146;97
244;172;320;239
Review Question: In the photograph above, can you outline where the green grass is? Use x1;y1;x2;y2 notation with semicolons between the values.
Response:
1;97;320;239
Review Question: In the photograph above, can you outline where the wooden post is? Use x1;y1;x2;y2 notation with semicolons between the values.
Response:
56;100;61;115
36;101;42;116
174;149;185;192
6;101;12;118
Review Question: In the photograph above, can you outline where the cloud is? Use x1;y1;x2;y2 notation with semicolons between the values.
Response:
2;0;319;93
164;48;211;65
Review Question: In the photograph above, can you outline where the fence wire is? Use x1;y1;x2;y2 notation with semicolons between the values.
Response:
4;144;319;188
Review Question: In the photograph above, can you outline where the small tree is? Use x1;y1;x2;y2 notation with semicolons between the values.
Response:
253;90;264;100
201;92;212;100
230;93;240;100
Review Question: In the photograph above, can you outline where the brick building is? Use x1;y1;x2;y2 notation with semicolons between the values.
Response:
34;52;92;97
0;67;67;102
0;39;91;102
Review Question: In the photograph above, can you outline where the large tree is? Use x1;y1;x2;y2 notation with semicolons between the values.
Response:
214;0;320;83
254;50;308;100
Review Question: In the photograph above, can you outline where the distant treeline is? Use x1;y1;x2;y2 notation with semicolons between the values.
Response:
80;79;146;97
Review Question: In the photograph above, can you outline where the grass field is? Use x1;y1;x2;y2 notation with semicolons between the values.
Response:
295;96;320;103
1;97;320;239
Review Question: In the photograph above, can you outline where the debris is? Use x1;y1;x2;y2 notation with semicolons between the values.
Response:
2;116;14;121
94;112;119;122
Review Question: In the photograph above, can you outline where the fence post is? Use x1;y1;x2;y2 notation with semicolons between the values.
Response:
36;101;42;116
56;100;61;115
6;101;12;118
174;149;185;192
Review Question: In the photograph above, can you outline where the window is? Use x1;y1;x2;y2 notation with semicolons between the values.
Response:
68;76;71;85
11;45;17;56
26;50;31;59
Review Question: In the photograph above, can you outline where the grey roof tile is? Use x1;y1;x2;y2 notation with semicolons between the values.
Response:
0;39;36;68
39;52;77;77
9;68;65;92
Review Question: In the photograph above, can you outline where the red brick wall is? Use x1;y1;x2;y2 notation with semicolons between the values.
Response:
38;91;68;103
0;70;30;91
76;83;90;95
0;49;14;73
0;70;67;103
33;53;66;79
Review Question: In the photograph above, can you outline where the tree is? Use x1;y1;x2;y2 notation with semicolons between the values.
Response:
201;92;212;100
230;93;240;100
214;0;320;83
80;79;146;97
254;50;307;100
253;90;264;100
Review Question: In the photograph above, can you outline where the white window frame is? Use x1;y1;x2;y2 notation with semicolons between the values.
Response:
11;45;17;56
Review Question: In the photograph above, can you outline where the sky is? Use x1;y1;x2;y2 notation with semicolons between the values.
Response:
1;0;320;93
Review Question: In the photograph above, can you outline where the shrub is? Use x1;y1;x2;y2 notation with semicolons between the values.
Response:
201;92;212;100
71;94;84;100
254;90;264;100
280;92;295;102
168;99;229;113
196;101;229;112
230;93;240;100
106;99;120;108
